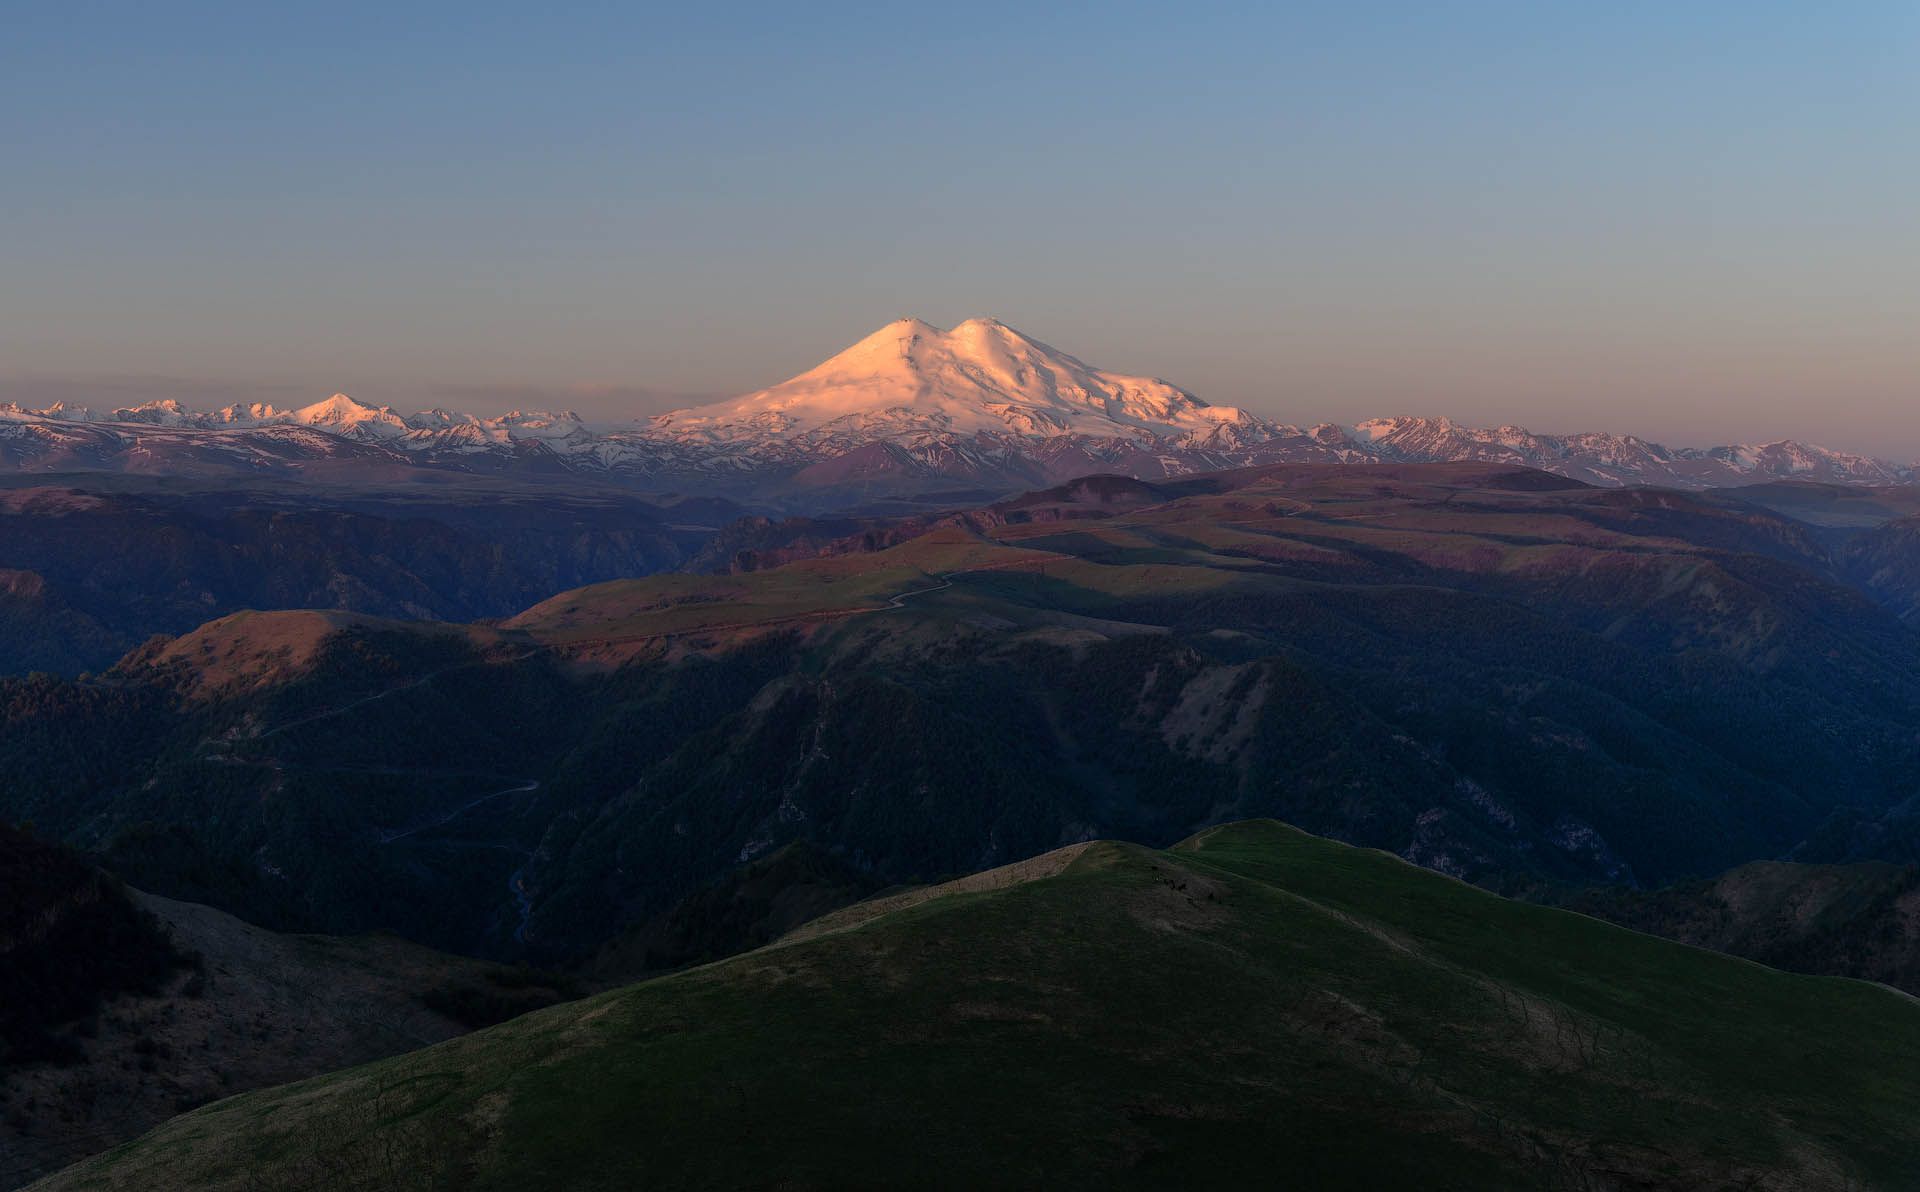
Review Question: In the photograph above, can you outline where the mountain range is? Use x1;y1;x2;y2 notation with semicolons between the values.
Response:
13;460;1920;969
3;318;1909;504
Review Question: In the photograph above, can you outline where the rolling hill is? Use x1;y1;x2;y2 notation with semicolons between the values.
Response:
34;821;1920;1191
0;476;733;675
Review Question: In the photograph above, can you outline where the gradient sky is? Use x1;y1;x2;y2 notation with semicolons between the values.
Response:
4;2;1917;453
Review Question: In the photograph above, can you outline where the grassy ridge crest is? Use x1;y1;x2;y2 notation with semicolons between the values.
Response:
36;820;1920;1191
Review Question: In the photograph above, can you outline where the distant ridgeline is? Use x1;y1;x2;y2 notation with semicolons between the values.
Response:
1;320;1911;507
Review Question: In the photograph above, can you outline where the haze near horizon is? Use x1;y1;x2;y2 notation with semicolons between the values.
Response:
4;2;1916;454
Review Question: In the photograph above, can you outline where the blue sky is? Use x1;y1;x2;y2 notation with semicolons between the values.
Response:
4;2;1916;452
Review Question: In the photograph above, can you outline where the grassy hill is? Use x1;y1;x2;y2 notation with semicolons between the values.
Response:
37;822;1920;1191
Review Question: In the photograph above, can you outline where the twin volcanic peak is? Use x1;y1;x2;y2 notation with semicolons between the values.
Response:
0;317;1910;493
652;317;1251;443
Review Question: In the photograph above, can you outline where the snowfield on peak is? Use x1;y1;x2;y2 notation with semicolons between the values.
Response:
283;394;412;438
0;318;1911;503
649;317;1255;445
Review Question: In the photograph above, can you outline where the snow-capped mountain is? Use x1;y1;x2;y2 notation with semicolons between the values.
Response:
653;317;1255;447
0;319;1911;501
1339;416;1909;488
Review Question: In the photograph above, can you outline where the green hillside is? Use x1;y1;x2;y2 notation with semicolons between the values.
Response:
39;822;1920;1191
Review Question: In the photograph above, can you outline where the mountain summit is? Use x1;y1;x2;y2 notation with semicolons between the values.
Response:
284;393;410;438
650;317;1251;444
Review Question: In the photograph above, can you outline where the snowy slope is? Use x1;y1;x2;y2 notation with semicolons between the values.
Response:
651;317;1253;445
